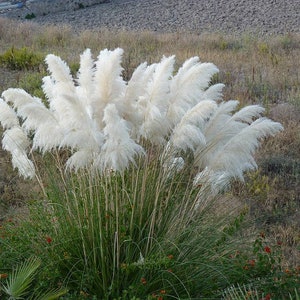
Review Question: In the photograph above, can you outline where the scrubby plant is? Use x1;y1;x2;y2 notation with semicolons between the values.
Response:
25;13;36;20
0;47;43;71
0;48;285;298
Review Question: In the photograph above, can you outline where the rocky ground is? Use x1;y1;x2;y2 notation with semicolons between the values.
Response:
2;0;300;35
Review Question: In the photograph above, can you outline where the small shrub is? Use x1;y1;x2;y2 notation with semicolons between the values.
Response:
245;170;270;201
25;13;36;20
0;47;43;71
257;42;270;54
279;34;300;51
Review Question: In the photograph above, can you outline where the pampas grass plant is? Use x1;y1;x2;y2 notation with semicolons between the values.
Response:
0;48;285;298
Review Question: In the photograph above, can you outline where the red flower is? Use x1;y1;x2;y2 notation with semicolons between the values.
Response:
264;246;271;254
264;293;271;300
160;290;166;294
167;254;174;260
141;277;147;285
46;236;52;244
248;259;256;267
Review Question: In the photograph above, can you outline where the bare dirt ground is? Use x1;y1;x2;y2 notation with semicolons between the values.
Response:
2;0;300;35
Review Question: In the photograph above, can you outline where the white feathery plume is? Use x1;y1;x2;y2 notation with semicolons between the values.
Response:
2;127;35;178
10;149;35;179
122;62;148;125
177;56;200;74
44;53;105;156
247;117;284;137
139;62;158;87
55;92;105;159
77;48;94;98
169;100;217;152
0;94;35;177
2;88;38;111
2;127;30;153
0;98;19;129
44;55;84;134
138;55;175;143
192;100;283;195
45;54;75;92
46;81;99;152
193;63;220;90
202;83;225;102
42;76;55;104
195;117;283;190
179;100;218;129
66;149;95;172
98;104;144;172
92;48;126;128
144;55;175;112
195;100;253;170
229;104;265;123
168;58;219;125
2;89;55;130
168;57;200;125
60;126;104;152
198;102;266;166
200;100;241;148
32;124;62;152
170;124;205;152
75;48;95;120
193;168;233;202
128;63;158;139
2;88;63;152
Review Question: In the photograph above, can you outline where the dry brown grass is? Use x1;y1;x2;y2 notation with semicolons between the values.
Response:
0;17;299;265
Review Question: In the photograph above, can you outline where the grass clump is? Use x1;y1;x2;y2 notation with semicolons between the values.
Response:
0;47;294;299
0;18;298;299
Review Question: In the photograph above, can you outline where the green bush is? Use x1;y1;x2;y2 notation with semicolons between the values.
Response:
25;13;36;20
0;47;43;71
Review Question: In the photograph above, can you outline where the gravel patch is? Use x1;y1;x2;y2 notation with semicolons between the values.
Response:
4;0;300;35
